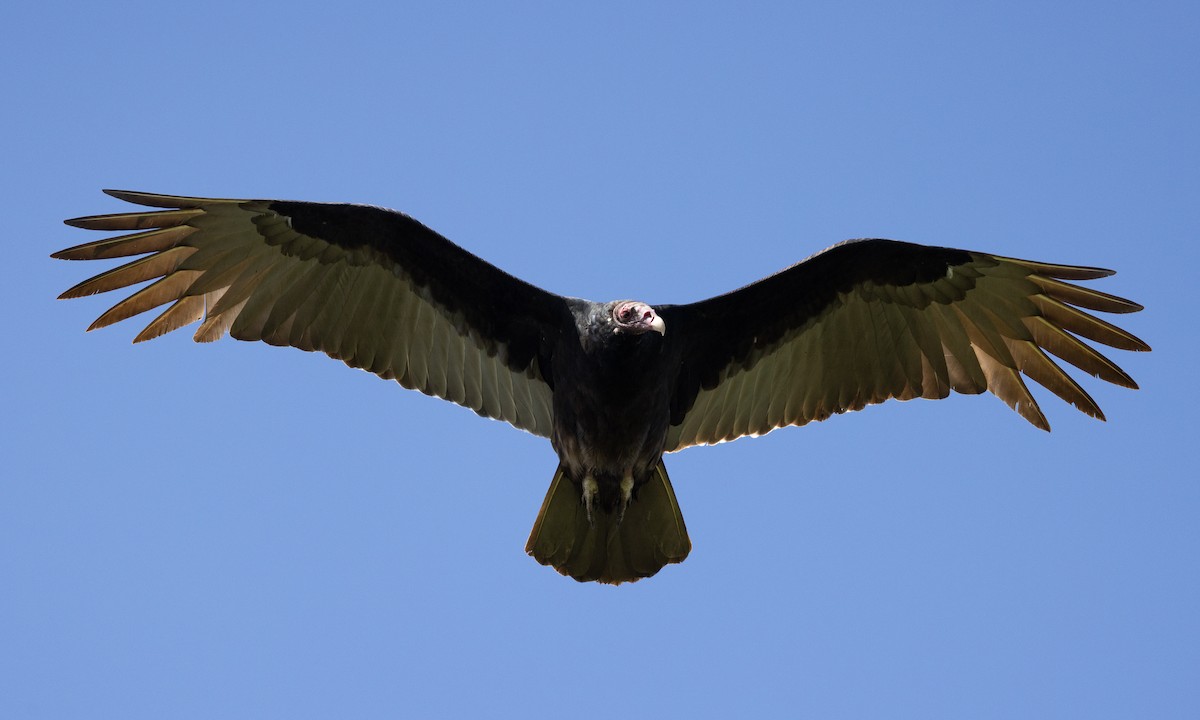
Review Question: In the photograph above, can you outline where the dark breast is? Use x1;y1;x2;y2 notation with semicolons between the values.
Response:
550;331;673;484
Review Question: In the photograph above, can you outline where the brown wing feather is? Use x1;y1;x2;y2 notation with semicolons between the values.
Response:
55;190;562;438
662;241;1148;451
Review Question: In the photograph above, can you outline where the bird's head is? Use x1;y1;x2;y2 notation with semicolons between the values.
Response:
609;300;666;337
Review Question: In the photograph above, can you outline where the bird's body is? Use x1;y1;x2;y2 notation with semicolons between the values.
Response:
55;191;1149;584
552;299;672;500
535;299;689;582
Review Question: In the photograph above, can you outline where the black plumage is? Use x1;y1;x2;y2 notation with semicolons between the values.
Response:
55;190;1150;584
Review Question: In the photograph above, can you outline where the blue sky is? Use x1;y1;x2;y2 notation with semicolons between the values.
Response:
3;2;1197;718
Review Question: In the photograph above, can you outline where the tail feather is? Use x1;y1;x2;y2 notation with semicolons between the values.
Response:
525;462;691;584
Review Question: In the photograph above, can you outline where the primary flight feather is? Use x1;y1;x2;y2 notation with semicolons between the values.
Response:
55;190;1149;584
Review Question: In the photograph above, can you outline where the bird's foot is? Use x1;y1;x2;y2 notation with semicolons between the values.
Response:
582;475;599;526
615;475;634;526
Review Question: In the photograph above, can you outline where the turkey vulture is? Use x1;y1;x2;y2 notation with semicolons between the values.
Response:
55;190;1149;584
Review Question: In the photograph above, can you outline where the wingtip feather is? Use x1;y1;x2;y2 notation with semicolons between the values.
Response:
100;189;247;208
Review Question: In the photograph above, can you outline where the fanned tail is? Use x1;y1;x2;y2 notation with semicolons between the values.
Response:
525;462;691;584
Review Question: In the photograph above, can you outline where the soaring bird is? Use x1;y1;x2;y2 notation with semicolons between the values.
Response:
55;190;1149;584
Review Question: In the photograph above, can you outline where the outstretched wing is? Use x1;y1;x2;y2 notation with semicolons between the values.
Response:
55;190;566;437
661;239;1149;450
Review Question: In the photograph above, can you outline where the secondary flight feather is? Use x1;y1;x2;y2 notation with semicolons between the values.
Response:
55;190;1150;584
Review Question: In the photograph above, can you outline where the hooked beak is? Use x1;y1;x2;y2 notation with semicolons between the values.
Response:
648;313;666;336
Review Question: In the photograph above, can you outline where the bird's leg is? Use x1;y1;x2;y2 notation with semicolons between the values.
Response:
616;474;634;526
582;474;599;526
